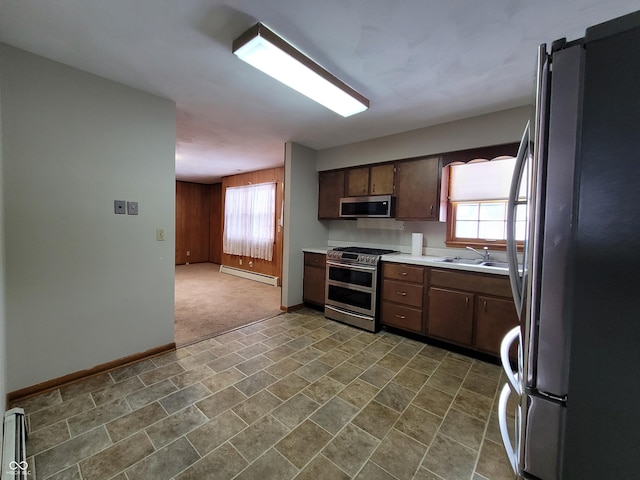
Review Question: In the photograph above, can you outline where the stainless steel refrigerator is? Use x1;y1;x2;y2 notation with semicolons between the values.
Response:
499;10;640;480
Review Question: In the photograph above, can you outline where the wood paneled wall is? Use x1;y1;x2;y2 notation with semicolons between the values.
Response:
209;183;222;264
176;181;214;265
221;168;284;281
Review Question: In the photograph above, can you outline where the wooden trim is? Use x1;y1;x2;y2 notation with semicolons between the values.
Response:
8;343;176;404
281;303;305;312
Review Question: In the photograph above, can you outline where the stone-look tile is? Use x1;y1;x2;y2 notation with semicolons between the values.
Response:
26;420;70;457
235;448;299;480
378;332;404;346
268;374;310;401
318;348;351;367
377;353;410;372
463;372;500;399
271;393;320;429
352;401;401;439
187;410;248;456
475;439;516;480
348;351;380;369
262;334;293;349
207;352;246;372
406;355;440;375
471;360;502;380
177;350;217;370
311;337;341;352
275;419;333;468
392;366;429;392
440;408;486;450
355;461;397;480
474;474;491;480
390;341;423;359
232;390;282;424
322;423;379;476
237;342;270;359
237;331;270;346
139;362;186;386
34;426;111;479
210;340;245;358
359;364;396;388
485;411;513;446
265;357;303;378
79;431;154;480
230;414;290;462
235;355;274;375
426;370;464;396
295;360;333;382
287;335;316;350
338;378;380;408
200;368;246;393
30;394;95;432
289;347;324;365
152;349;192;367
337;339;368;355
67;397;131;437
330;328;359;342
396;404;442;446
302;376;344;404
363;341;395;358
15;389;62;415
159;382;211;414
374;382;416;413
263;344;296;362
145;403;208;449
109;359;156;383
106;402;167;442
91;376;144;405
126;437;200;480
412;385;454;418
126;379;178;410
446;351;473;364
196;386;247;419
59;373;114;401
310;397;359;434
296;454;349;480
45;464;82;480
261;326;290;338
215;330;247;343
413;467;446;480
306;327;332;341
422;433;478;480
436;357;472;379
328;363;364;385
371;428;427;480
418;344;448;361
453;387;494;421
170;364;215;389
234;370;278;396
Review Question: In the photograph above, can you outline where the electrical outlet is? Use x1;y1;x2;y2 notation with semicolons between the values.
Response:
239;259;242;265
186;251;190;256
127;201;138;215
114;200;126;214
156;228;165;241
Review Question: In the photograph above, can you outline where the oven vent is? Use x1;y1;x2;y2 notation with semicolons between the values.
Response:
1;408;28;480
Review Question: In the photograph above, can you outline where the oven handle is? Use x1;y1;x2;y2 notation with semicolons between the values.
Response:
326;260;377;273
325;305;375;322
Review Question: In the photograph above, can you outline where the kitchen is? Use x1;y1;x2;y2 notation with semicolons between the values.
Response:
1;2;640;480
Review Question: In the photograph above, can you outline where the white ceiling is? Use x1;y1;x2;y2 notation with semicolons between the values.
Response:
2;1;638;183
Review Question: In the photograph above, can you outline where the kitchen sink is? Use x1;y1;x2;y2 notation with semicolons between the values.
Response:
481;261;509;268
438;258;484;265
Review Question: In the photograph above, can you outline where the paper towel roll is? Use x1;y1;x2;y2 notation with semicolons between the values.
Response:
411;233;423;256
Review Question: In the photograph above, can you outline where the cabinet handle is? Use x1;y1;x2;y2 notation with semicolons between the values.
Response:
401;272;408;276
395;314;406;320
483;300;487;313
466;296;469;308
372;184;376;193
396;291;408;296
429;205;434;214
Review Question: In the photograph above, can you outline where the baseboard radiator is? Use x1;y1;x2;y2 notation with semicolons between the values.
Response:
1;408;28;479
219;265;279;287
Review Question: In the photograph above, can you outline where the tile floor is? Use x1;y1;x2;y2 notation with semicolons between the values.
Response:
17;309;517;480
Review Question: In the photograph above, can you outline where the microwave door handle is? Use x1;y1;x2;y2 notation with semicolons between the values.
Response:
498;382;519;475
507;122;529;314
500;326;522;396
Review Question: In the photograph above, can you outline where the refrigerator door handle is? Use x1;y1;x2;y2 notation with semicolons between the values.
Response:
500;326;522;396
498;382;519;475
507;122;530;315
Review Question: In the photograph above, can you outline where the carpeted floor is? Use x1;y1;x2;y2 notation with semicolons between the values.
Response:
174;262;282;346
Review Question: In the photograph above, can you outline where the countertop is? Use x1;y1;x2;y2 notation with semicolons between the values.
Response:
302;247;509;276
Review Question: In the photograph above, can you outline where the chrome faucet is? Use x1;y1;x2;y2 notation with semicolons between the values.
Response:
466;246;490;261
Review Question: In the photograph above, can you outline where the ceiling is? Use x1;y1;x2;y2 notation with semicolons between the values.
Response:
2;1;639;183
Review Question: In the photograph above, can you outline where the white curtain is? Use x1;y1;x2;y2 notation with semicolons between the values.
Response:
223;182;276;261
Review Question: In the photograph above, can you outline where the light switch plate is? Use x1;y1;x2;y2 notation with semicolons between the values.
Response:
114;200;126;214
156;228;165;241
127;201;138;215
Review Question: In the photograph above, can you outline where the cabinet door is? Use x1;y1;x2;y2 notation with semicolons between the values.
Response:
428;287;474;346
318;170;345;219
346;167;370;196
370;164;394;195
396;157;440;220
303;266;326;305
475;295;519;358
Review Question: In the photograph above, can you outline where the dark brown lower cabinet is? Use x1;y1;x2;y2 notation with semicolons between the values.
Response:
427;287;475;346
475;295;519;359
303;253;326;306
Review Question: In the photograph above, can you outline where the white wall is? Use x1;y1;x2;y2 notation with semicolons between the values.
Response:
1;45;176;392
0;51;7;426
282;142;328;307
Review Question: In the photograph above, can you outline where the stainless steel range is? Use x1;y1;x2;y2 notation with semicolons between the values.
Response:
324;246;397;332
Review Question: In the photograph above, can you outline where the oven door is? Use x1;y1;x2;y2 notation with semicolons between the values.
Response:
325;261;376;317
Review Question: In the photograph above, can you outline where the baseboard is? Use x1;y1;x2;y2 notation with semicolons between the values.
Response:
219;265;279;286
8;342;176;404
281;303;305;312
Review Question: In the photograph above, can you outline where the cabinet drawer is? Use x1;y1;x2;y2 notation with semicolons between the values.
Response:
383;263;424;283
382;280;423;308
304;252;326;268
381;302;422;333
430;269;512;298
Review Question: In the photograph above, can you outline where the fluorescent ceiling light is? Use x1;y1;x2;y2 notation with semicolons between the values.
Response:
233;23;369;117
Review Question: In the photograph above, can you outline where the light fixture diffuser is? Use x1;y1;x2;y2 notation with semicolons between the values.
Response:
232;23;369;117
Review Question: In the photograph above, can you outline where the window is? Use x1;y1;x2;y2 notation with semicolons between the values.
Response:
445;157;525;248
223;182;276;261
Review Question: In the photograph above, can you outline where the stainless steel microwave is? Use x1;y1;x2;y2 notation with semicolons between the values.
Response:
339;195;395;218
